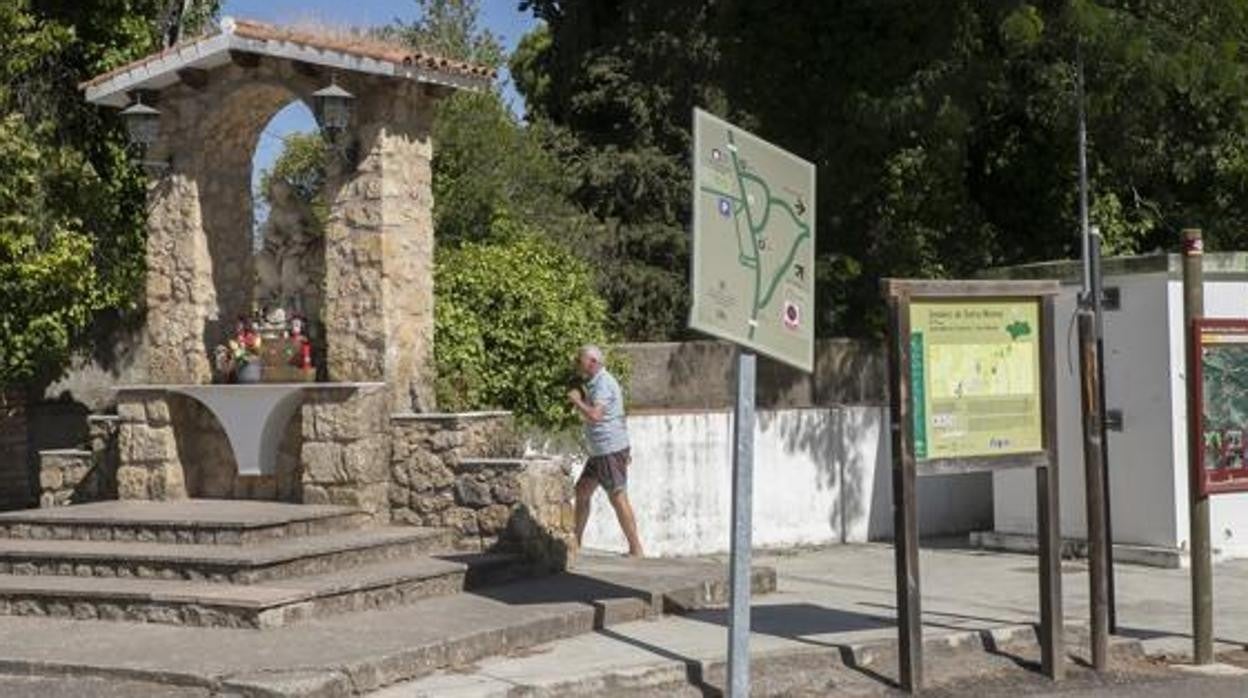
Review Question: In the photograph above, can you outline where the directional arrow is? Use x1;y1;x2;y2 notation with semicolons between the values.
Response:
795;196;806;217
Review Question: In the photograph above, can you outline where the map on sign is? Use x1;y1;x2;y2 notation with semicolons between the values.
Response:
690;108;816;372
1200;328;1248;472
909;299;1043;461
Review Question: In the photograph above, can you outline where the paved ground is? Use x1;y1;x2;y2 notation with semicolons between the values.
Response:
383;543;1248;695
1;542;1246;696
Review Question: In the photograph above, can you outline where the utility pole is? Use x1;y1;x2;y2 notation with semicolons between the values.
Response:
1076;43;1117;633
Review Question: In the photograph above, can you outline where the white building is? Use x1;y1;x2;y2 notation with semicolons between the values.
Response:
983;253;1248;566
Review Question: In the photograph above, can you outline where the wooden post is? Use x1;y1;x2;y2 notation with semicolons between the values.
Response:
1078;309;1109;671
1037;296;1065;680
1183;228;1213;665
887;295;923;693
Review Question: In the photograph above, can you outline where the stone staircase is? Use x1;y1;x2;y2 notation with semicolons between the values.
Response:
0;500;529;629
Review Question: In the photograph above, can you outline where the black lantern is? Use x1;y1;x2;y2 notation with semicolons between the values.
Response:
120;98;161;151
313;80;355;143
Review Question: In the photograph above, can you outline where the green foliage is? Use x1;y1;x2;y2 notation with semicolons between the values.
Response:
434;226;618;428
431;89;586;246
259;132;328;230
516;0;1248;337
513;2;723;340
0;113;98;384
378;0;504;70
0;0;218;388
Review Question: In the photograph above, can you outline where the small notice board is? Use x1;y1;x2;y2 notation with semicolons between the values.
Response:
909;298;1044;462
883;279;1063;693
1192;319;1248;496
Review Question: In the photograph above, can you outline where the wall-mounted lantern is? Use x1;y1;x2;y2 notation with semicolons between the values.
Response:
119;96;170;171
313;80;355;143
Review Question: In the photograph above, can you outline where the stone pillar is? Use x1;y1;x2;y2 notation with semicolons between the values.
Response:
0;390;31;510
300;386;391;522
142;170;216;384
324;81;437;412
115;392;187;500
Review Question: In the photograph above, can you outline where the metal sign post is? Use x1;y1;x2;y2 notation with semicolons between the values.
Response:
689;109;815;697
884;279;1064;693
727;349;756;696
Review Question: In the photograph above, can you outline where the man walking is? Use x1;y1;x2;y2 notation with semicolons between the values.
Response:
568;345;644;557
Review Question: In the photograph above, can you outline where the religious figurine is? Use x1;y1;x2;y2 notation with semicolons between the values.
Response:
289;315;313;370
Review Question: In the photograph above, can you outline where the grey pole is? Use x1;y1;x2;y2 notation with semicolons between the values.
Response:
1183;229;1213;665
1077;45;1091;293
1089;228;1117;632
727;349;757;696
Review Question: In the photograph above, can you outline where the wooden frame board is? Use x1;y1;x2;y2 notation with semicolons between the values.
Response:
1191;318;1248;497
883;278;1064;693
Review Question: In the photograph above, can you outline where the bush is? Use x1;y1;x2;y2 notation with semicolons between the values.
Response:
434;225;622;428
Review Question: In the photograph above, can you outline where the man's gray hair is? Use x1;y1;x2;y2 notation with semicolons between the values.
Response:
579;344;605;364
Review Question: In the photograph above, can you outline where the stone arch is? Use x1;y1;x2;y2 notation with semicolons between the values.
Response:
138;58;440;411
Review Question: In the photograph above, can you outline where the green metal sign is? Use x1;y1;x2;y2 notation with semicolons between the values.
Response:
690;108;816;372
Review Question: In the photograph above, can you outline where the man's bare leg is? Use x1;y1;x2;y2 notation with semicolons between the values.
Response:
574;476;597;549
608;490;644;557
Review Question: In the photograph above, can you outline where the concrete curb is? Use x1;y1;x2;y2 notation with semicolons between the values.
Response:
392;623;1157;698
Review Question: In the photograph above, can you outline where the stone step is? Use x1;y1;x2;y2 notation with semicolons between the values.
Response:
0;527;454;583
0;553;528;629
0;501;368;545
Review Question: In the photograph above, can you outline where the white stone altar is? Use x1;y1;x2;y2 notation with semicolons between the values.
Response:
115;383;382;477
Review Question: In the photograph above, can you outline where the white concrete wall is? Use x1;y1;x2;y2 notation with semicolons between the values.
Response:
578;407;992;557
992;273;1248;558
994;273;1180;548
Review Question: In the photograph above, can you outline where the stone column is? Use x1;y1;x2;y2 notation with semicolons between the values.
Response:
115;392;187;500
143;173;217;383
324;81;437;412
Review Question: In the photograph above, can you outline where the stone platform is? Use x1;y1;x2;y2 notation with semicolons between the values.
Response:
0;501;531;628
0;551;776;697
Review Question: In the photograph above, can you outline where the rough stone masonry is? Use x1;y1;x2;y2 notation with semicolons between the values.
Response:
140;59;437;412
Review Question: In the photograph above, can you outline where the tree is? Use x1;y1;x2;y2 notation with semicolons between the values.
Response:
258;132;328;232
377;0;504;70
517;0;1248;337
0;0;218;387
513;3;723;340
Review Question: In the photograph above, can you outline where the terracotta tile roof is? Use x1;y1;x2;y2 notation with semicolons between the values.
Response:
80;17;495;91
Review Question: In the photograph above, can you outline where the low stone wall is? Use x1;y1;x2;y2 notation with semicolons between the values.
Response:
0;390;30;510
35;417;119;509
37;450;92;507
300;386;391;523
389;412;520;535
390;413;573;567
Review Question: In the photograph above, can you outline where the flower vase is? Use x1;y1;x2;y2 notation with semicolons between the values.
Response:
237;362;263;384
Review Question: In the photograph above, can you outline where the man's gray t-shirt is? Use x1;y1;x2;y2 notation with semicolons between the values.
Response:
584;368;629;456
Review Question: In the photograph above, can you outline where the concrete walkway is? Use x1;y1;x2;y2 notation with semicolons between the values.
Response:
0;543;1245;696
381;543;1248;696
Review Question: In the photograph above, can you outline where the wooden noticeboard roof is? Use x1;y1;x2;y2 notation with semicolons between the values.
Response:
882;278;1060;299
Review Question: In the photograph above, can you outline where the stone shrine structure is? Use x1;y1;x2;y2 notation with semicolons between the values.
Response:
81;17;491;411
40;18;576;567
